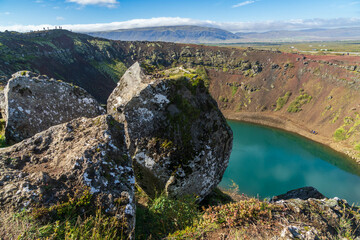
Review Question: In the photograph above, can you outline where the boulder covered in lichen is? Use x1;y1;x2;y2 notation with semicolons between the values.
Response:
4;71;105;143
108;62;233;200
0;115;135;237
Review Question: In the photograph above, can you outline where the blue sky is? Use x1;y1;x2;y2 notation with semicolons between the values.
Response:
0;0;359;32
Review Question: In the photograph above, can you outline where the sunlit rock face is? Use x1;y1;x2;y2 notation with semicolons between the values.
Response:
4;71;105;143
108;62;233;201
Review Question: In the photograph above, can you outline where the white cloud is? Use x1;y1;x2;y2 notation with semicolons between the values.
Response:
56;16;65;21
66;0;119;8
0;12;11;15
232;0;255;8
1;17;360;33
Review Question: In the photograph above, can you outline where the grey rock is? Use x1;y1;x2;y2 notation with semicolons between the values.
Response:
4;71;105;143
0;115;135;237
108;62;233;201
280;225;319;240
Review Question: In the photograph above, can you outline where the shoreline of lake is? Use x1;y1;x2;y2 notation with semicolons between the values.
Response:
219;119;360;204
222;111;360;165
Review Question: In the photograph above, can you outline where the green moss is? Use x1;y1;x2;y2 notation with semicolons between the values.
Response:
163;79;207;169
275;91;292;111
287;93;312;113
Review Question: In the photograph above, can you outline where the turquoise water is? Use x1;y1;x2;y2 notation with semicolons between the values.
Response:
219;120;360;205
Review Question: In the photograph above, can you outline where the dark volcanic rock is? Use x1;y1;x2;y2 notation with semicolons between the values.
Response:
4;71;105;143
0;115;135;236
272;186;326;202
108;62;233;200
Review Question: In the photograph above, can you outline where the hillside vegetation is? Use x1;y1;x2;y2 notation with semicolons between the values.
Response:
1;29;360;160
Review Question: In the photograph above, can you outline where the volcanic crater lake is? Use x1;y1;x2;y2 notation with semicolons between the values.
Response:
219;120;360;205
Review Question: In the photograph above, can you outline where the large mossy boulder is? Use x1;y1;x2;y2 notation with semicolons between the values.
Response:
0;115;135;237
4;71;105;143
108;62;233;200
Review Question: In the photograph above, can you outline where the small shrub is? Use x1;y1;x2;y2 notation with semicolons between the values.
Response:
287;93;312;113
355;143;360;151
333;127;347;141
218;96;228;102
275;91;292;111
231;86;238;97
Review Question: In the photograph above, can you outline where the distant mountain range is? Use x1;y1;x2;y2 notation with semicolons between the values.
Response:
87;25;240;43
88;25;360;43
235;27;360;42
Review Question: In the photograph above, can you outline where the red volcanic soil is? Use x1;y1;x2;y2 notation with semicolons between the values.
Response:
306;54;360;64
207;51;360;163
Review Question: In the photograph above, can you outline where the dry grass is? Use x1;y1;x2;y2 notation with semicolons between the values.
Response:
0;208;41;239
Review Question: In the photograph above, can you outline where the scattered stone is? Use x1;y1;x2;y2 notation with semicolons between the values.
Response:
108;62;233;200
271;64;279;69
4;71;105;143
0;115;135;237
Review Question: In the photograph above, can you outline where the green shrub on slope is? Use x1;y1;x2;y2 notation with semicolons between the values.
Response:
275;91;292;111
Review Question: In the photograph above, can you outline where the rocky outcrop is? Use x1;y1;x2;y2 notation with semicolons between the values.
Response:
108;62;233;200
276;196;360;239
4;71;105;143
270;187;359;239
271;186;326;202
0;115;135;237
